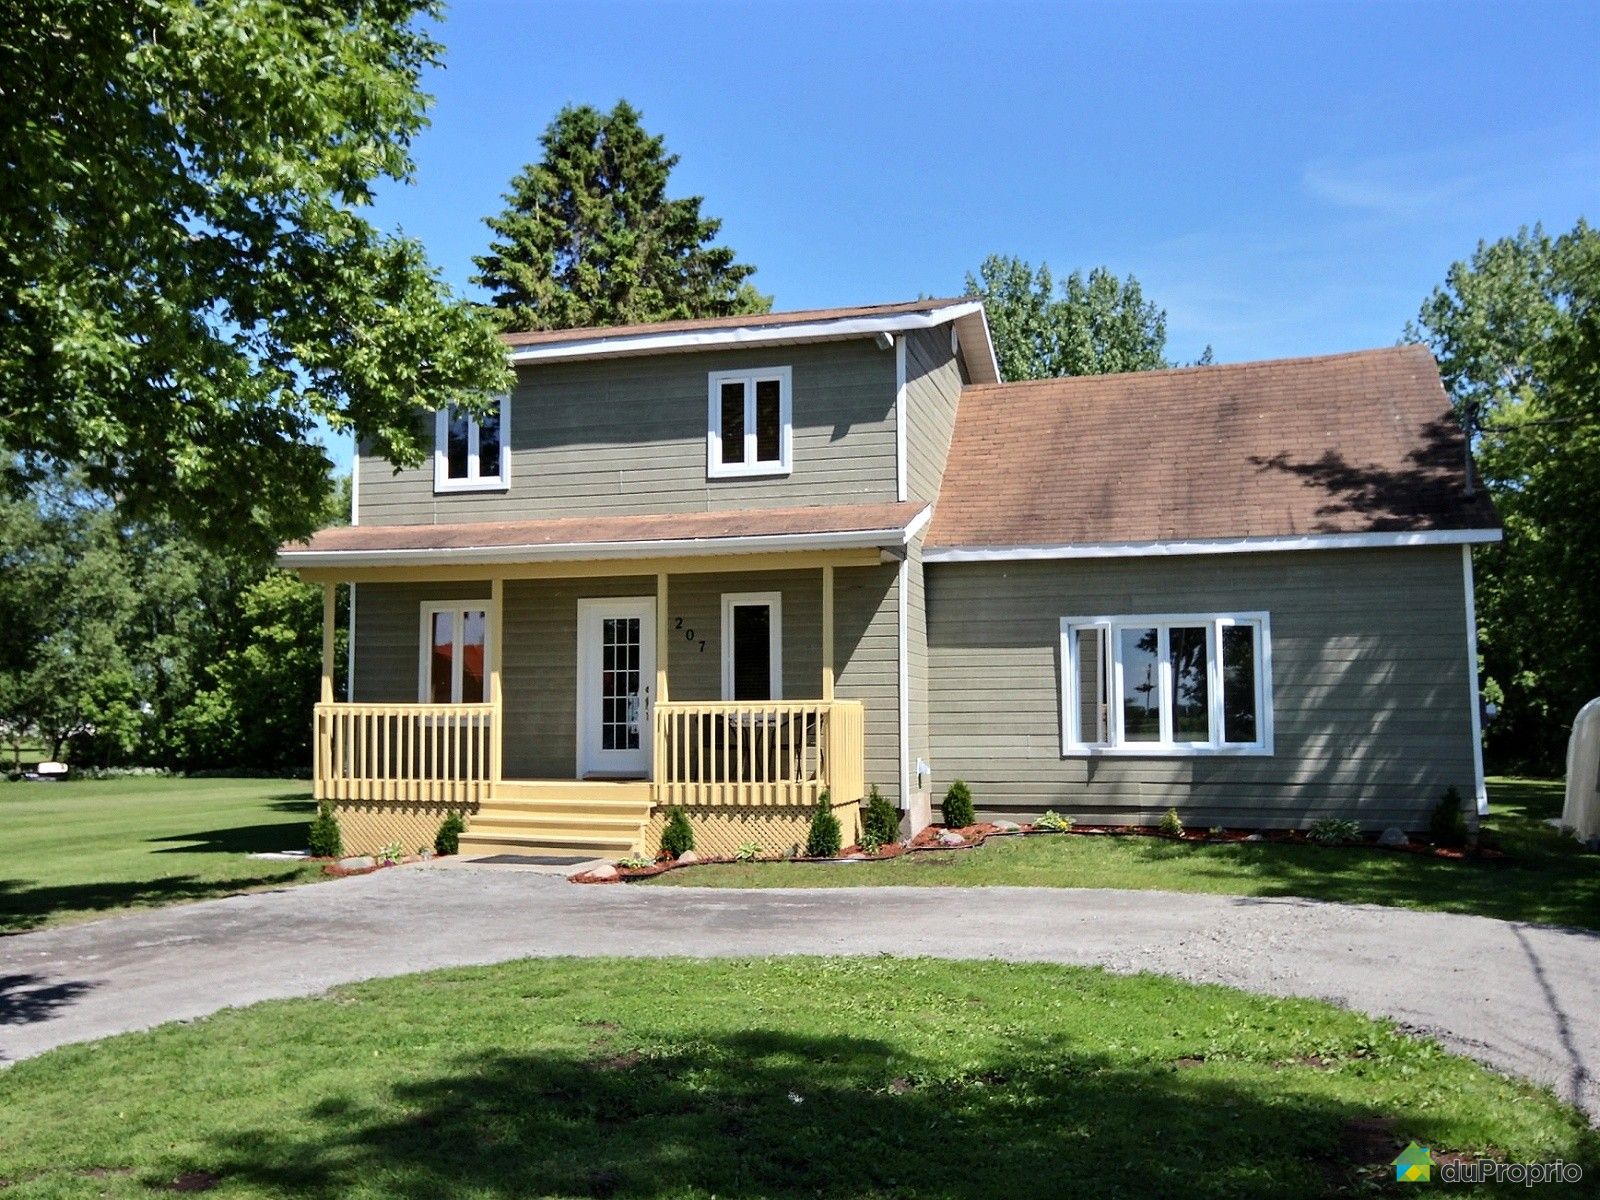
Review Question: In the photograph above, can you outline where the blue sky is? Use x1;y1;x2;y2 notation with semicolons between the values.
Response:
334;0;1598;469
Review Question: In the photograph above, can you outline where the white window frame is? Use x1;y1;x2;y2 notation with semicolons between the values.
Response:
707;366;792;479
721;591;783;700
434;395;511;493
417;601;493;704
1059;612;1273;757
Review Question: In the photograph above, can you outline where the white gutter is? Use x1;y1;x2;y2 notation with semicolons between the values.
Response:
279;520;927;570
505;303;984;365
923;528;1502;563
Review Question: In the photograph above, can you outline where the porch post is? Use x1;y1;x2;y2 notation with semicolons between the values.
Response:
320;583;335;704
821;564;835;701
490;575;504;785
656;572;669;703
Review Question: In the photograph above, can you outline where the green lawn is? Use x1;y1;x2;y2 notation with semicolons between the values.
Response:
648;777;1600;930
0;958;1592;1198
1;776;322;934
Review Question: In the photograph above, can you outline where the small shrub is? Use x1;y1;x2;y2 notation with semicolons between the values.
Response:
376;841;404;866
1208;826;1227;839
1308;817;1361;846
1158;807;1185;838
942;779;975;829
805;797;842;858
1430;786;1469;847
735;841;761;862
660;807;695;859
618;853;654;870
862;785;899;848
434;811;466;856
308;801;343;858
1035;810;1073;832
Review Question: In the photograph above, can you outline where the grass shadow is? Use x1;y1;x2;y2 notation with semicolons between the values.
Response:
203;1029;1416;1198
0;874;310;937
149;822;310;856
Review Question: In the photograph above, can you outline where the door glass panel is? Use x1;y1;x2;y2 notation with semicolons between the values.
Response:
731;604;773;700
600;616;641;750
754;378;781;462
720;381;746;464
1168;626;1210;742
1222;624;1259;744
446;410;472;479
1075;627;1108;744
476;409;500;479
460;610;486;703
1120;627;1161;742
430;611;454;703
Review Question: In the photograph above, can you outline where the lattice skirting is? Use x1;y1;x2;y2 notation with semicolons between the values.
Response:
644;799;862;860
331;800;478;856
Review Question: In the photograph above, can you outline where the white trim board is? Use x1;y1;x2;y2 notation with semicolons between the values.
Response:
894;336;907;503
504;302;998;382
897;556;910;805
1462;545;1489;816
924;529;1502;563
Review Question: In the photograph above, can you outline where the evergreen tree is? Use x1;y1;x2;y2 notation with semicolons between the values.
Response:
473;101;771;330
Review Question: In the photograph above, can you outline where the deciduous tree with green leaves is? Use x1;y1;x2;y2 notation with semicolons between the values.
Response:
964;254;1207;381
473;101;771;331
1408;220;1600;772
0;0;508;559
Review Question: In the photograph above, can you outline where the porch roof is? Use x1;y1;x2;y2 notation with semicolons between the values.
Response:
279;500;930;569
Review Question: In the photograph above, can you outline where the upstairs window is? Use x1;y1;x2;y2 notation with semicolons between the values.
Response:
418;603;491;703
434;395;509;492
707;367;791;478
1060;613;1272;755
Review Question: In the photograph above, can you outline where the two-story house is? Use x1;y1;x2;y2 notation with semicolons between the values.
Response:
279;297;1500;859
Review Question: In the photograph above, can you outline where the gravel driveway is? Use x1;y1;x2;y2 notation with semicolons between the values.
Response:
2;866;1596;1121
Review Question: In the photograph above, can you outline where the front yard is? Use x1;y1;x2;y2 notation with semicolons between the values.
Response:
1;776;321;934
647;778;1600;931
0;956;1593;1198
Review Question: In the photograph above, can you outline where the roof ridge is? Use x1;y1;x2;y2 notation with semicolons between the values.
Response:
499;296;976;343
964;343;1433;392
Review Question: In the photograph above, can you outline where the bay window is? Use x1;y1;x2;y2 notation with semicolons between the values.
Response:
1060;613;1272;755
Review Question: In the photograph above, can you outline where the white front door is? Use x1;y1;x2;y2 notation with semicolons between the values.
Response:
577;598;657;778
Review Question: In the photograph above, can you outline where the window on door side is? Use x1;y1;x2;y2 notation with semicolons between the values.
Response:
1060;613;1272;755
434;395;509;492
419;604;490;703
721;592;783;701
707;367;792;478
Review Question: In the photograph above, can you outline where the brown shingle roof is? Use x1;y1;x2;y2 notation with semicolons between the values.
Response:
282;501;928;562
926;345;1498;549
500;298;972;347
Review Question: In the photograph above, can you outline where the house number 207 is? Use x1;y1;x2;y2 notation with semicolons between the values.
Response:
673;616;707;652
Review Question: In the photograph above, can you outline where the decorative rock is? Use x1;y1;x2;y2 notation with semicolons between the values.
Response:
937;830;965;847
339;855;375;870
590;863;619;879
994;820;1022;832
677;849;699;864
1243;833;1265;843
1377;827;1410;848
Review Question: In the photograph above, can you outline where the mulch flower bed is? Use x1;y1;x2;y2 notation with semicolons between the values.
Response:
570;817;1504;883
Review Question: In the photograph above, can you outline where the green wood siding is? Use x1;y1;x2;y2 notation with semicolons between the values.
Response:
926;547;1478;830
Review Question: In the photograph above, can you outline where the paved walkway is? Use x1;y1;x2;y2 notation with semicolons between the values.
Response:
2;867;1597;1121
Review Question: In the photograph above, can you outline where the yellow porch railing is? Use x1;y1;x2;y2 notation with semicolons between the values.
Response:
652;700;866;808
314;702;496;805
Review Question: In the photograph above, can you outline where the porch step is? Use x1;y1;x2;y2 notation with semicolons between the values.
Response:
457;830;640;858
461;779;653;861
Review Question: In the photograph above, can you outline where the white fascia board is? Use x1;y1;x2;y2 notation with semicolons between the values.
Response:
504;303;984;365
923;528;1503;563
279;523;926;570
